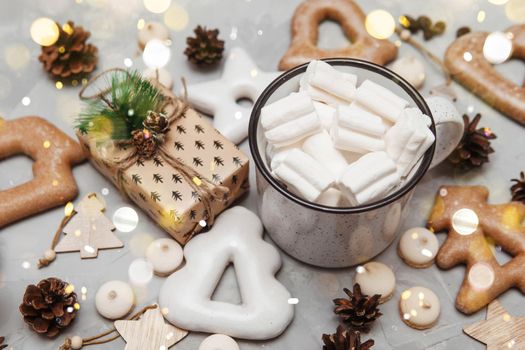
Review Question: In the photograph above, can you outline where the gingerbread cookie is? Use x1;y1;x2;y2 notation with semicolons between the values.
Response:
428;185;525;314
278;0;397;71
445;25;525;125
0;116;85;227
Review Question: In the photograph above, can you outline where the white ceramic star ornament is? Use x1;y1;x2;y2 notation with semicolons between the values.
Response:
185;47;280;144
114;306;188;350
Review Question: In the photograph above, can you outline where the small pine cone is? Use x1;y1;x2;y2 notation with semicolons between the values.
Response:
0;336;7;350
132;129;158;159
184;25;225;66
322;325;375;350
448;113;496;170
38;21;98;80
511;171;525;204
333;284;382;332
19;278;78;337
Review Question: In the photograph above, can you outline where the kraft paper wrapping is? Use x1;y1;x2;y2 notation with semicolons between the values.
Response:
77;107;249;244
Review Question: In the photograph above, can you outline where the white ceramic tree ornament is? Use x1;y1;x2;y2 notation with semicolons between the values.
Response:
185;47;280;144
159;206;294;340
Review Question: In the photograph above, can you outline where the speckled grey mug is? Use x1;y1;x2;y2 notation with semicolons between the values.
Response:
248;59;463;268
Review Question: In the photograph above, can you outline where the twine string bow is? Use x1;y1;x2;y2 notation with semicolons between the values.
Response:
79;68;229;238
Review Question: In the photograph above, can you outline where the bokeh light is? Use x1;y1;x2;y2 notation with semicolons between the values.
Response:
365;9;396;40
468;262;495;290
488;0;509;4
113;207;139;232
4;44;30;70
506;0;525;22
128;258;154;285
143;39;171;69
483;31;513;64
452;208;479;235
143;0;171;13
163;3;189;31
30;17;60;46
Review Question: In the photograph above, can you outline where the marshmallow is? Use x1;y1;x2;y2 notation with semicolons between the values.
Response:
354;80;409;122
337;151;400;205
266;142;302;171
261;92;321;147
300;60;357;106
273;149;334;202
316;188;344;207
385;108;435;177
302;131;347;178
313;101;336;130
331;103;386;153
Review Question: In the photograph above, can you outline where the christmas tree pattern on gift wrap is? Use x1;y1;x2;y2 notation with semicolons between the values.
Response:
78;107;250;244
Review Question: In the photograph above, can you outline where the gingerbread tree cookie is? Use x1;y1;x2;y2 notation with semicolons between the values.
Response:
427;185;525;314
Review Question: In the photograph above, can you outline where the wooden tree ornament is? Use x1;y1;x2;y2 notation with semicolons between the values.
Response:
54;193;123;258
427;185;525;314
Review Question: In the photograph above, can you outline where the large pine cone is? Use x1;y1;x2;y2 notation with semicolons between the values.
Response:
322;325;374;350
184;25;225;66
19;278;79;337
38;21;98;80
333;284;382;332
448;113;496;169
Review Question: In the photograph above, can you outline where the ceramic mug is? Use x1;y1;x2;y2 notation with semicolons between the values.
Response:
248;58;464;268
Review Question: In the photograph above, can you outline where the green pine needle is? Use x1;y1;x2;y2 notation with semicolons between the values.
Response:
76;70;165;140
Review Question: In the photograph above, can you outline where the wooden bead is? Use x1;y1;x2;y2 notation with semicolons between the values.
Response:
70;335;83;349
44;249;56;261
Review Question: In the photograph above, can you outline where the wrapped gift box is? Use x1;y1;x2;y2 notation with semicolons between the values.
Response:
77;106;249;244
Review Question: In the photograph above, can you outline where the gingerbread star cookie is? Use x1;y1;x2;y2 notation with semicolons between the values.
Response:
428;185;525;314
0;116;85;227
278;0;397;70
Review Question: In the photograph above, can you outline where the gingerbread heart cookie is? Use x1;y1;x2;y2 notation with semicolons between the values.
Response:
445;24;525;125
428;185;525;314
278;0;397;71
0;116;85;227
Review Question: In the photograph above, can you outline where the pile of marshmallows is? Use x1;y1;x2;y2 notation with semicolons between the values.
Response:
261;60;435;207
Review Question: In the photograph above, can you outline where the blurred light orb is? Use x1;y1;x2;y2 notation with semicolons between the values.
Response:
5;44;30;71
452;208;479;235
143;39;171;69
468;262;495;290
30;17;60;46
163;3;189;31
21;96;31;106
483;31;513;64
144;0;171;13
124;57;133;67
506;0;525;22
128;258;154;285
488;0;509;4
113;207;139;232
365;9;396;40
477;10;486;23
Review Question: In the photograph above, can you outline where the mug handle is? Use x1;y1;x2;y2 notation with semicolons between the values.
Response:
424;96;465;169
